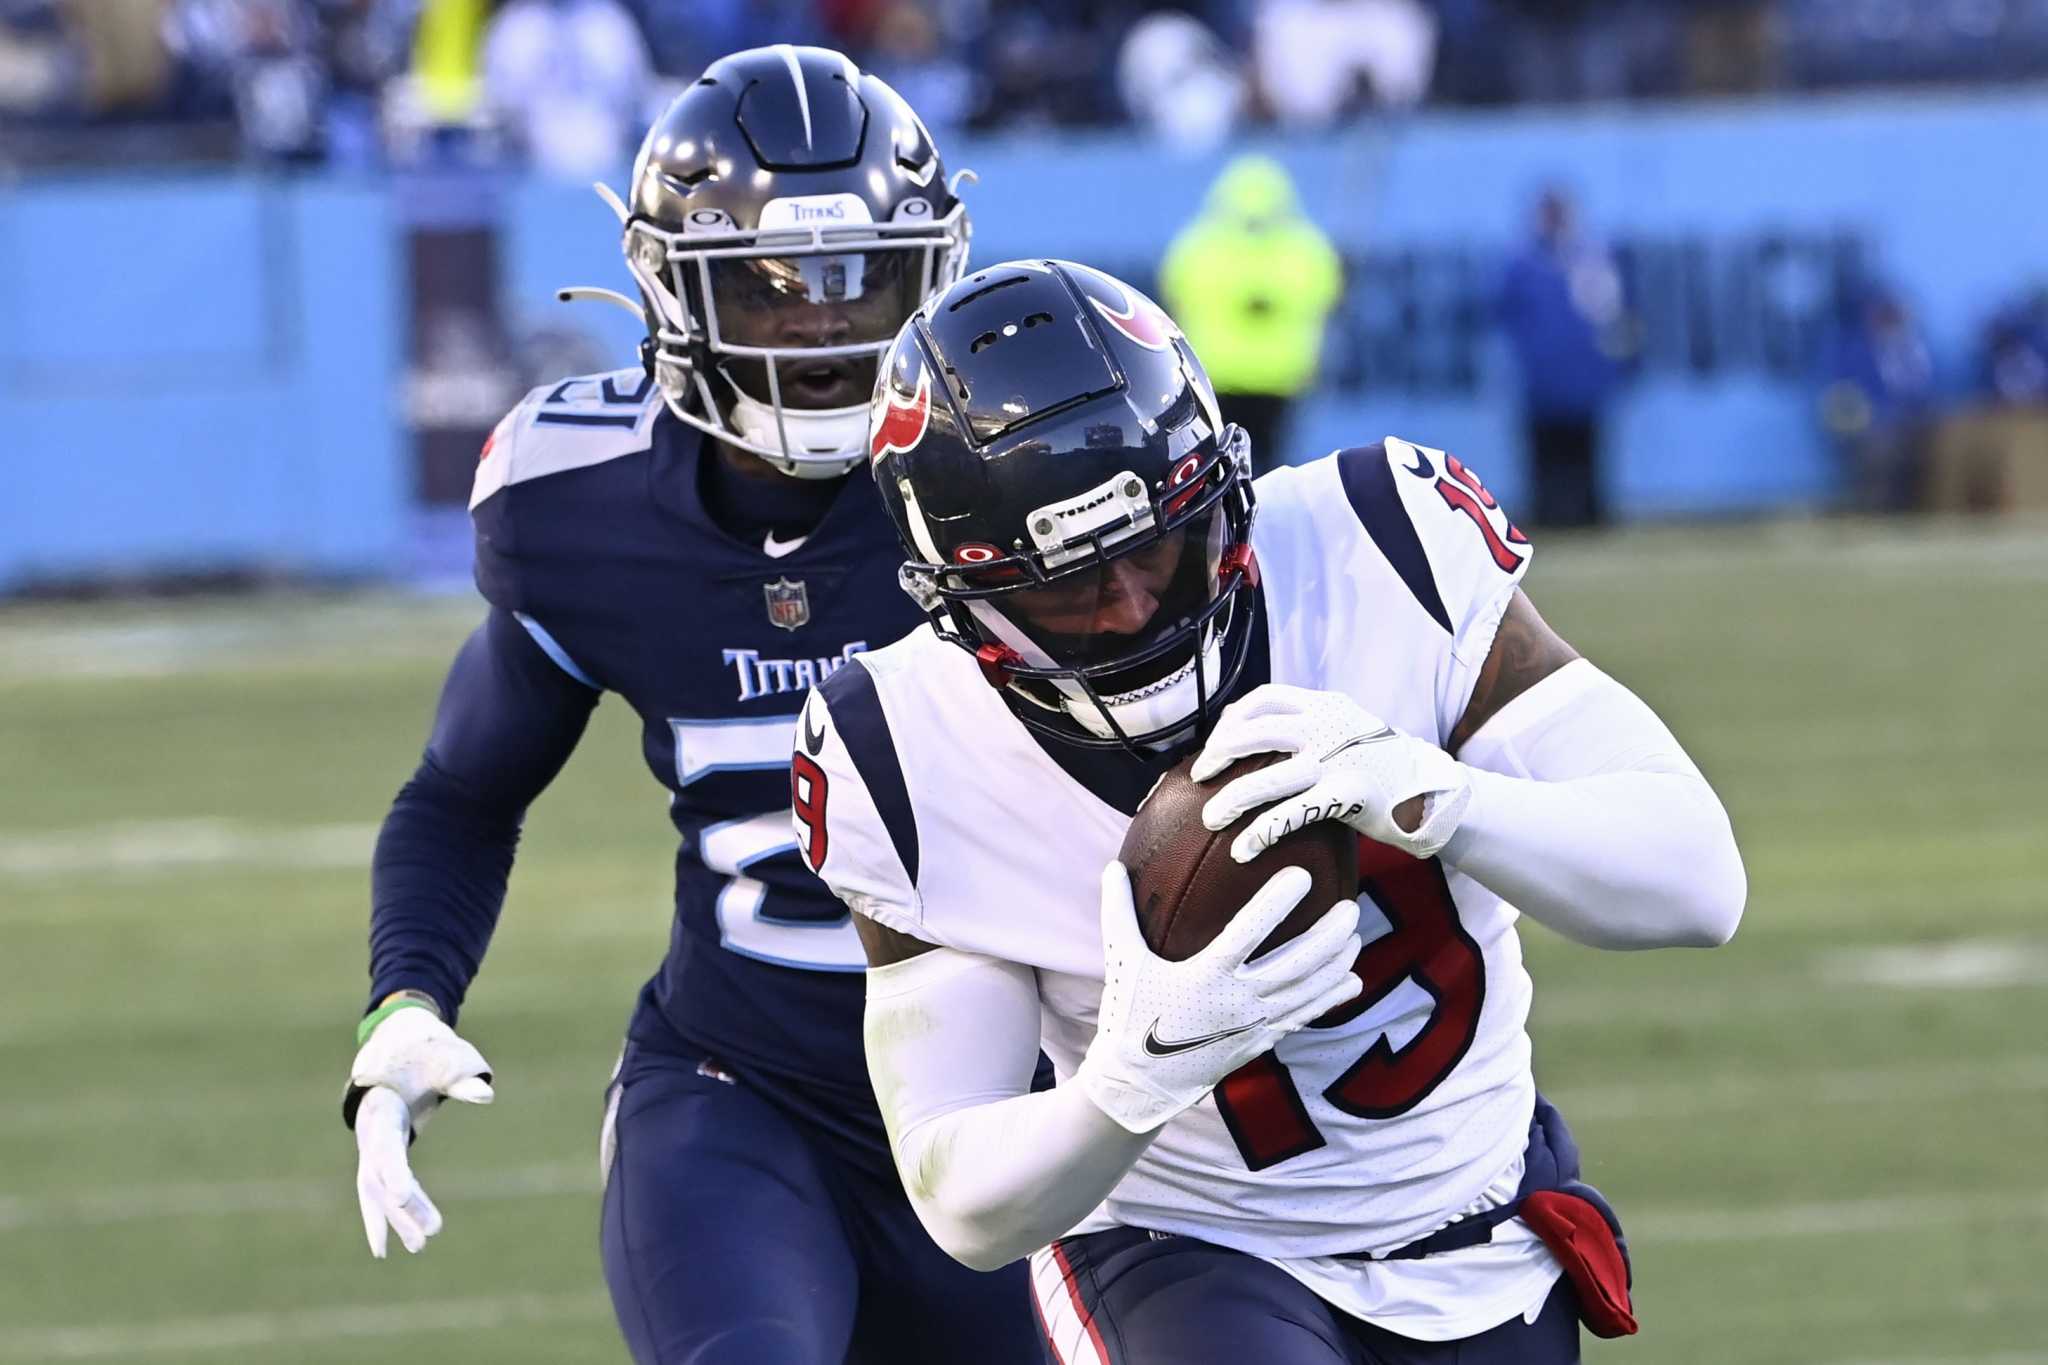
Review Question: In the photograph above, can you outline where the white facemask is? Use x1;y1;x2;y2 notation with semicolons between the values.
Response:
723;388;868;479
1054;631;1224;745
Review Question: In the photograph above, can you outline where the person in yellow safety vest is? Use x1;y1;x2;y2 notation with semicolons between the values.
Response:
412;0;490;124
1160;154;1344;476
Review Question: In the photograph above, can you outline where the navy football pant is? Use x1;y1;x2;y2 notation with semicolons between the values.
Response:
599;1044;1040;1365
1031;1229;1580;1365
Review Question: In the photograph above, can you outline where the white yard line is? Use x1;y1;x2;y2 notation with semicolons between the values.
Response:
1636;1189;2048;1245
0;1170;2041;1359
0;1289;611;1361
0;820;376;880
1548;1056;2048;1122
0;1072;606;1134
0;1194;2040;1359
1685;1284;2039;1335
8;1053;2038;1141
0;598;476;686
5;1143;2041;1249
0;1162;594;1232
1822;939;2048;990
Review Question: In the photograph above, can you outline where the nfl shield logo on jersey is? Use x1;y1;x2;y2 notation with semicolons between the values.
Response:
764;577;811;631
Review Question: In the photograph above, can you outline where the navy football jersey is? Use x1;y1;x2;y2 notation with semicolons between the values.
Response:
443;368;924;1158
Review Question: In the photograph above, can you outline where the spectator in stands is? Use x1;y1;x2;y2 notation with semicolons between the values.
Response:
318;0;412;165
163;0;325;157
862;0;973;135
1160;154;1344;476
1493;0;1632;104
633;0;824;79
0;1;82;119
1117;10;1246;151
1682;0;1776;95
481;0;652;179
1496;185;1632;528
1815;283;1935;512
969;0;1143;130
1253;0;1436;124
1981;288;2048;407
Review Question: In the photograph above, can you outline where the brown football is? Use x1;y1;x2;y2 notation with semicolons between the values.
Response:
1119;752;1359;963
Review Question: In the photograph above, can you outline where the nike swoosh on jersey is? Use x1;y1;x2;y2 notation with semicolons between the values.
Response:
1320;726;1396;762
763;530;808;558
801;702;827;756
1142;1019;1259;1058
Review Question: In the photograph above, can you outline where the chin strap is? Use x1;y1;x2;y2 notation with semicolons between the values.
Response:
722;387;867;479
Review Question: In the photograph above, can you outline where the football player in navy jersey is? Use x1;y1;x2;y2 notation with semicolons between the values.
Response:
341;47;1041;1364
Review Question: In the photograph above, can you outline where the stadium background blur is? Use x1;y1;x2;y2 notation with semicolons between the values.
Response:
2;3;2045;1362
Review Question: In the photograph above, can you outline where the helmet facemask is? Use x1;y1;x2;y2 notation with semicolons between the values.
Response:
905;426;1260;752
626;199;970;479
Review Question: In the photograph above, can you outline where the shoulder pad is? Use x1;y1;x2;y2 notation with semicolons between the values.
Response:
793;664;926;938
1333;439;1532;659
470;368;661;511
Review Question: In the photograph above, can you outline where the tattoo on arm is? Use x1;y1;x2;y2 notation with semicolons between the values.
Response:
854;912;941;967
1448;590;1580;755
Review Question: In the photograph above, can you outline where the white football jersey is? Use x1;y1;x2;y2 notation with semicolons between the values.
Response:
804;442;1562;1339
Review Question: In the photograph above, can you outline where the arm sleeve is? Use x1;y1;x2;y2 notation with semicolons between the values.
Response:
864;948;1153;1271
1441;658;1746;950
796;676;1154;1268
367;606;600;1021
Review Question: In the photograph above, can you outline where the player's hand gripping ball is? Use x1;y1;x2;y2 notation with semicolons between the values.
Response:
1193;685;1473;863
1121;752;1359;960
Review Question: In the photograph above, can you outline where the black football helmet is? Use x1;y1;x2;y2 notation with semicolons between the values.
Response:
566;45;970;478
869;260;1259;751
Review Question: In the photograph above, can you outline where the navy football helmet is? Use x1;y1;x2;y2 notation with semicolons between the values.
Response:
566;45;971;478
869;260;1259;751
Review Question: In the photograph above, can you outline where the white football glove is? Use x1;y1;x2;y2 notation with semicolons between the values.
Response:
1076;861;1362;1134
1193;684;1473;862
344;1002;494;1258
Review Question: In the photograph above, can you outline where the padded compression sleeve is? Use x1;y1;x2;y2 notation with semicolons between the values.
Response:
864;947;1153;1271
368;608;600;1021
1442;658;1746;949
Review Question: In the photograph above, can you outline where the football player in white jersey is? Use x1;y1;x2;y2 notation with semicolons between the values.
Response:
792;260;1747;1363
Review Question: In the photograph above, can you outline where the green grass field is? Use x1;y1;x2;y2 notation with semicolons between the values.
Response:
1;519;2043;1364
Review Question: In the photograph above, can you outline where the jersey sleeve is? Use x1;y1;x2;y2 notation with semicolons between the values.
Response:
1329;440;1534;738
367;606;600;1021
792;662;930;945
469;387;549;615
468;370;661;617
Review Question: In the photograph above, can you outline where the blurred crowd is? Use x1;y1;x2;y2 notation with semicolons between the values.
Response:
1814;278;2048;512
1161;158;2048;524
7;0;2048;172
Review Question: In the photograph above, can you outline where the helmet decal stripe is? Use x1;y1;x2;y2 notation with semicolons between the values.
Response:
775;43;814;151
1090;282;1177;352
869;367;932;464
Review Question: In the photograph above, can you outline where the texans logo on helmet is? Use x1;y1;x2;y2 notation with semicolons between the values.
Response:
1091;284;1177;352
870;367;931;464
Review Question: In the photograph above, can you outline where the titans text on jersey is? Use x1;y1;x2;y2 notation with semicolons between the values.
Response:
724;641;867;701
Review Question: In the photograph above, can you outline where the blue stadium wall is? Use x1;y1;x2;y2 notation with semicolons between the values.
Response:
4;89;2043;589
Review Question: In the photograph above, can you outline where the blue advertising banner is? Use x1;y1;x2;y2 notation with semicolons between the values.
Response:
5;89;2044;589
